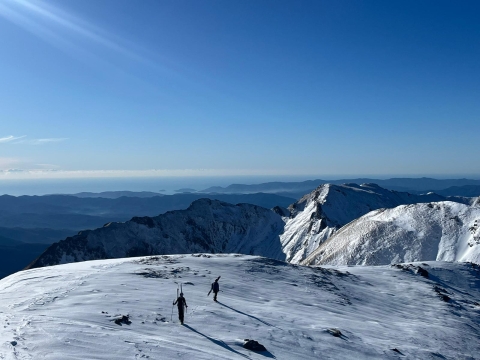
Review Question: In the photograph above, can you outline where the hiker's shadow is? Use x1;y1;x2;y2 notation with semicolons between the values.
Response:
184;324;276;359
183;324;250;359
217;301;279;329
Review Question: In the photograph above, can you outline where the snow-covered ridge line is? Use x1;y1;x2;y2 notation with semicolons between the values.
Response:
280;183;472;263
303;201;480;266
28;199;286;269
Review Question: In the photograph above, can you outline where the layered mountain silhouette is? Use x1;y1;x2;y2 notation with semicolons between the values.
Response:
27;183;479;269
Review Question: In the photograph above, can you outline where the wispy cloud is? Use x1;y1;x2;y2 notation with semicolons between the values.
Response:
1;136;68;145
31;138;68;145
0;135;26;143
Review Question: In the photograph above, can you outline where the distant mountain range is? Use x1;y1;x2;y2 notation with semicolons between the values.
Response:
3;177;480;278
0;192;295;231
27;183;480;269
73;191;164;198
199;177;480;198
415;185;480;197
0;235;49;278
0;192;294;278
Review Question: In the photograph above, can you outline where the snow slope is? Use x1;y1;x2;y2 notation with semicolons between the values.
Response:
280;183;468;264
28;199;285;268
303;201;480;266
1;255;479;359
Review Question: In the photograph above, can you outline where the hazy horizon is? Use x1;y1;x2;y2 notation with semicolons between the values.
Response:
1;174;480;197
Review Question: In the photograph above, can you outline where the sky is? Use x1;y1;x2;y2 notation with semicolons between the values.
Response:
0;0;479;180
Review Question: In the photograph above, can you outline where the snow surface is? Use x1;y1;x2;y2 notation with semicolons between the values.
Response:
304;201;480;266
280;183;468;264
1;254;479;359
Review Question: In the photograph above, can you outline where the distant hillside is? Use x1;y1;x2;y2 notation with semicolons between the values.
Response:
0;235;49;278
0;227;72;244
73;191;164;198
424;185;480;197
0;193;295;230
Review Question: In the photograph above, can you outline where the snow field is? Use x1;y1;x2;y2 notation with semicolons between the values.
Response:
0;255;479;359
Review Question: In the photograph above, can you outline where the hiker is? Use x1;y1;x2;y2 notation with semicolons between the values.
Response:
173;292;188;324
209;276;221;302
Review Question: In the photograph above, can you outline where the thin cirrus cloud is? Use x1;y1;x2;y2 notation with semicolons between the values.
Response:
0;135;67;145
30;138;68;145
0;135;26;143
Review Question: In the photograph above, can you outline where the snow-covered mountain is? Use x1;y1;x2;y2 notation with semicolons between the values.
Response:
279;183;471;264
303;201;480;266
29;184;478;269
28;199;285;268
1;255;479;359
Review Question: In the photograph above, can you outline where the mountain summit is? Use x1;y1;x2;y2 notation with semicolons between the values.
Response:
303;201;480;266
279;183;468;263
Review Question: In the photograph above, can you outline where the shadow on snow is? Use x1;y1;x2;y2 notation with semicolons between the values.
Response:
183;324;250;359
217;301;279;329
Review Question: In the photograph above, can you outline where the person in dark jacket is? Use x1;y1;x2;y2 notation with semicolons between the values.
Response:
208;276;221;302
173;292;188;324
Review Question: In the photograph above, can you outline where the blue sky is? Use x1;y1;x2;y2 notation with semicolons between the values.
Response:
0;0;479;179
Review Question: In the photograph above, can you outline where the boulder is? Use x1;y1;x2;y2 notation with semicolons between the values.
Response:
243;339;267;352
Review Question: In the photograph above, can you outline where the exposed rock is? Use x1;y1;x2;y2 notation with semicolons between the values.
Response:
415;266;429;278
243;339;267;352
114;315;131;326
434;286;451;302
272;206;290;217
327;328;342;337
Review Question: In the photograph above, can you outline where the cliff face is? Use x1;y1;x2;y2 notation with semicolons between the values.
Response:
280;183;462;263
303;201;480;266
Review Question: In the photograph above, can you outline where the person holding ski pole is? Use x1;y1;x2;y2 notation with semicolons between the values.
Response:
208;276;221;302
173;292;188;324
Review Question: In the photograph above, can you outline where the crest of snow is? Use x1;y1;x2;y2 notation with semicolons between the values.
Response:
303;201;480;266
280;183;465;264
